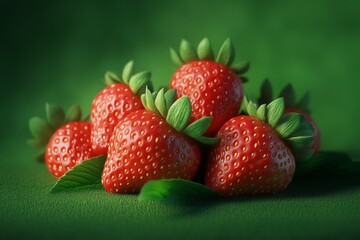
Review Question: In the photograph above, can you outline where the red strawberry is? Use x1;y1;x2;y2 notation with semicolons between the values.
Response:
28;103;95;177
169;38;249;136
90;61;151;156
258;80;320;156
45;121;95;178
102;88;215;193
205;97;314;196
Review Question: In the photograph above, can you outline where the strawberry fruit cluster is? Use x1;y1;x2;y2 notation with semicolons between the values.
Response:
29;38;318;198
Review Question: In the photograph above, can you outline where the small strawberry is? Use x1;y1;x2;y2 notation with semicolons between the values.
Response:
45;121;94;178
258;80;320;156
90;61;151;156
102;88;216;193
169;38;249;136
28;104;95;177
205;97;314;196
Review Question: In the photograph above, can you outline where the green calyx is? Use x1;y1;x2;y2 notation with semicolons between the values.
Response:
258;79;311;113
104;60;152;95
243;96;315;162
141;88;219;145
170;38;249;82
28;103;85;162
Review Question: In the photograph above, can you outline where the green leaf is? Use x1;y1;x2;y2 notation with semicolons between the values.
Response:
141;94;148;110
129;71;151;94
231;61;249;75
290;118;314;137
29;117;53;143
183;117;212;138
104;71;121;85
197;38;214;61
179;39;197;62
194;136;220;145
164;88;177;111
121;60;134;84
166;96;191;132
144;87;158;114
266;97;285;127
170;48;184;66
151;89;159;98
51;155;106;193
258;79;273;105
279;84;296;108
46;103;65;129
65;104;82;122
216;38;235;66
138;179;220;202
154;88;167;118
256;104;267;122
286;135;314;151
276;113;301;138
246;100;257;117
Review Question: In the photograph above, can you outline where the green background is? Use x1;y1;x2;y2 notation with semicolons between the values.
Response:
1;0;360;239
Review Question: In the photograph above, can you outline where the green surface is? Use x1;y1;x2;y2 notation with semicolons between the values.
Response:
1;0;360;239
1;164;360;239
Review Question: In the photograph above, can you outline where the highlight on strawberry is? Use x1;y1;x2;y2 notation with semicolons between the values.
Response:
205;97;315;196
258;79;321;156
90;61;152;156
28;104;96;178
169;38;249;136
101;88;217;194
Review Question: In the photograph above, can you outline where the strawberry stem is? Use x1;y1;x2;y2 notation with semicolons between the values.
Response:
242;96;315;162
121;60;134;84
180;39;197;62
197;38;214;61
216;38;235;66
170;38;250;79
140;88;218;145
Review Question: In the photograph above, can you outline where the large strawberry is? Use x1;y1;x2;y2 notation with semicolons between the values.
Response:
205;97;314;196
102;88;216;193
258;80;320;156
28;104;95;177
169;38;249;136
90;61;151;156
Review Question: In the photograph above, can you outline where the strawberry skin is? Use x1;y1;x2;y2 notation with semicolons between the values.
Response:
170;60;243;136
91;83;143;156
102;110;201;193
45;122;95;178
285;108;320;155
205;116;296;196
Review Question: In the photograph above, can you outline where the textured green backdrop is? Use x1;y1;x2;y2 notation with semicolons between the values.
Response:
1;0;360;239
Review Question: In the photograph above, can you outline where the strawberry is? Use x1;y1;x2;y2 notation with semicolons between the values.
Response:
205;97;314;196
258;80;320;156
169;38;249;136
45;121;94;178
28;104;95;177
90;61;151;156
102;88;216;193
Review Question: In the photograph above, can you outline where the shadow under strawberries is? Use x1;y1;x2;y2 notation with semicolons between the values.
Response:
166;174;360;218
167;151;360;217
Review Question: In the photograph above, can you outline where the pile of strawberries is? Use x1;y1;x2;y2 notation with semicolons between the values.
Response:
28;38;319;197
